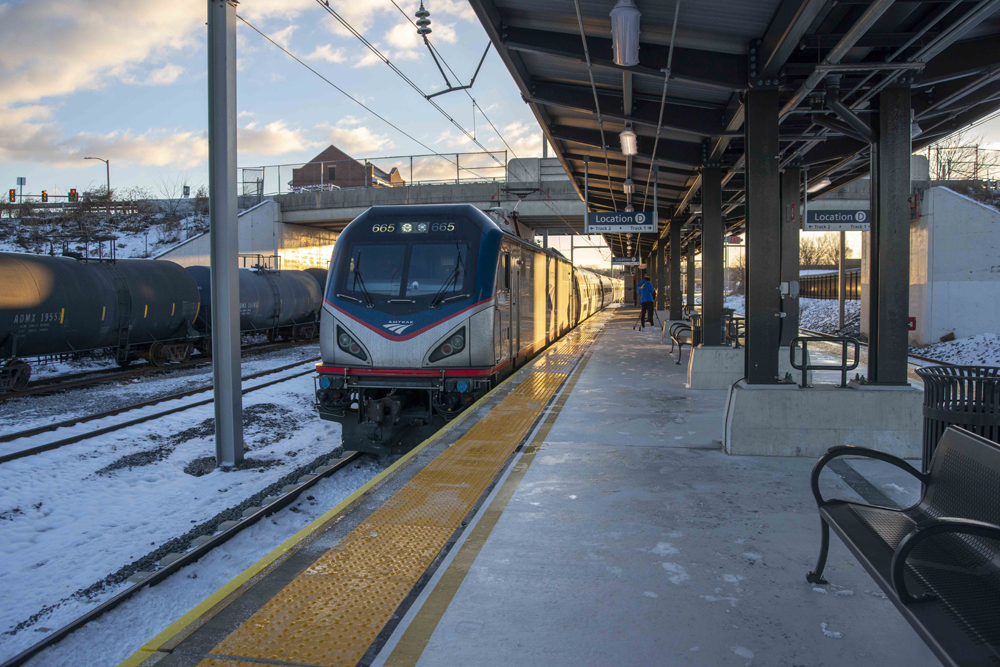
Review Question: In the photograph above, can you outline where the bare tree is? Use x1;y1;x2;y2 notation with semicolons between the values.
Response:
155;172;190;220
729;253;746;295
919;130;1000;181
193;185;209;217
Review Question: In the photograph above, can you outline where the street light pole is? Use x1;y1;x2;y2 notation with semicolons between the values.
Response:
84;157;111;196
85;157;111;220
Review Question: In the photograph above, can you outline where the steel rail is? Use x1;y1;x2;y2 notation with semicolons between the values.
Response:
0;361;319;464
0;357;321;447
0;450;363;667
2;339;311;402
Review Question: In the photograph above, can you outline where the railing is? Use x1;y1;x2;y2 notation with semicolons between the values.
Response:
798;269;861;301
239;150;508;199
790;336;860;388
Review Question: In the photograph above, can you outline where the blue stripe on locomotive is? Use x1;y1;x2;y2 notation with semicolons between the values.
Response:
324;204;503;336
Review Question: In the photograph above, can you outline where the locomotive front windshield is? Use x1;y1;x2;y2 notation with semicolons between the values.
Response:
331;218;478;310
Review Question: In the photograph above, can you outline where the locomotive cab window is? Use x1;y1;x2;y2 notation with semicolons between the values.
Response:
503;253;511;290
331;217;478;310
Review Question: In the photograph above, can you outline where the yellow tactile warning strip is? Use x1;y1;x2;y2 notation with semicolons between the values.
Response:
383;318;609;667
193;316;609;667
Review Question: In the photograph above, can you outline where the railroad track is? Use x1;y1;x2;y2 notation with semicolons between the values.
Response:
1;339;315;403
0;357;320;464
0;449;365;667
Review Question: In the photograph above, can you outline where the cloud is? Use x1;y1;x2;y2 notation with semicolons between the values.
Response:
239;121;313;156
434;130;476;150
145;64;185;86
0;106;207;168
307;44;347;64
238;0;315;22
270;24;298;49
319;120;394;155
0;0;203;105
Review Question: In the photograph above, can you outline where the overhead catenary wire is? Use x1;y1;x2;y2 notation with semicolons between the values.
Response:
235;15;490;180
313;0;505;169
641;0;682;212
385;0;523;162
572;0;618;214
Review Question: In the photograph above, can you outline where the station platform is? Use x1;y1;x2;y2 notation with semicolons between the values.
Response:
126;307;938;667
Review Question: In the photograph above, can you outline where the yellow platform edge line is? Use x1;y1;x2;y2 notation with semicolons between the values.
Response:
119;366;529;667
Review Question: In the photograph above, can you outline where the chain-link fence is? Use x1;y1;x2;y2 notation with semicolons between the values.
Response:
239;150;507;197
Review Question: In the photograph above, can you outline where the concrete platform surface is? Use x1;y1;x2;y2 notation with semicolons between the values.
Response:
376;310;937;667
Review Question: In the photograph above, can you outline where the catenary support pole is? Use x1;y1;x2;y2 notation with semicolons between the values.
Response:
838;230;846;330
867;84;911;384
701;167;724;345
669;219;683;320
744;89;782;384
780;165;801;346
208;0;244;466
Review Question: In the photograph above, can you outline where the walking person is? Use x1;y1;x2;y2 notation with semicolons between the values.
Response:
636;275;656;330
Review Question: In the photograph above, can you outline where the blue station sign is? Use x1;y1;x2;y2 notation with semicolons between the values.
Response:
805;208;871;231
586;210;656;233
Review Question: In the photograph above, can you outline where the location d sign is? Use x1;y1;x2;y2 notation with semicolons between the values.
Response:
586;210;656;234
611;256;640;266
805;209;871;231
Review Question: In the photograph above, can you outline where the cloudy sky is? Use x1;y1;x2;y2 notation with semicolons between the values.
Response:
3;0;998;202
0;0;546;200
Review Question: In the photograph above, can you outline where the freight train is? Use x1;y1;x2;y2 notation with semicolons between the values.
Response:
0;252;324;391
313;203;622;455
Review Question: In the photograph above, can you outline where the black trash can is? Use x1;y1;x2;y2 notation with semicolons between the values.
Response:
915;365;1000;471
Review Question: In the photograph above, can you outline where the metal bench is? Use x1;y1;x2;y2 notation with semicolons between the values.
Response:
806;427;1000;667
667;322;693;365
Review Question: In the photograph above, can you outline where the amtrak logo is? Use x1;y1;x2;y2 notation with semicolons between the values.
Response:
383;321;413;334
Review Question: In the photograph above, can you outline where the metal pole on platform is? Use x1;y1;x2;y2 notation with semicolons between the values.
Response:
702;166;724;345
780;165;801;346
838;230;846;330
744;89;782;383
584;156;589;234
208;0;244;466
867;84;911;384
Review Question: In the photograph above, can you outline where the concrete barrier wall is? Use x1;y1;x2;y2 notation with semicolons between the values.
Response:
156;200;337;270
909;186;1000;345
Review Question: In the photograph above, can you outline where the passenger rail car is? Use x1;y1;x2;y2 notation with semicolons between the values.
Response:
314;204;622;455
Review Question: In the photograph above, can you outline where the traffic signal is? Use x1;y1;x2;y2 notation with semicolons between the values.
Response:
41;190;48;203
68;188;78;202
8;189;14;203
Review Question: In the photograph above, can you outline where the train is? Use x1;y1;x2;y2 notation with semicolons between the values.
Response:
313;203;623;455
0;252;325;391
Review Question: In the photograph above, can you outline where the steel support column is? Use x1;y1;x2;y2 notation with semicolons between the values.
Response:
780;165;801;346
686;243;695;311
744;89;782;384
655;243;665;312
207;0;243;466
701;167;724;345
669;219;683;320
867;85;911;385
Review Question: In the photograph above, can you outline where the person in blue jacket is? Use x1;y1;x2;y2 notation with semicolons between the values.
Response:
636;275;656;330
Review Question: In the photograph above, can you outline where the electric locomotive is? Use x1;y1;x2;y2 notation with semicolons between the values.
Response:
313;203;622;455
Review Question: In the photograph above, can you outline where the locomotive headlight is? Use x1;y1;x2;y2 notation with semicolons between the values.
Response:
429;327;466;362
336;325;368;361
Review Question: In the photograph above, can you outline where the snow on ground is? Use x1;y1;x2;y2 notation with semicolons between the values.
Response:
0;344;319;437
18;457;384;667
911;333;1000;366
0;368;346;659
0;217;208;260
724;295;862;337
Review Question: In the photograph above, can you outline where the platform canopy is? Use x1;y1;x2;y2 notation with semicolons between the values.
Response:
469;0;1000;257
